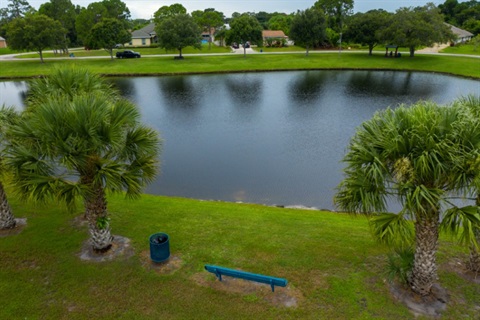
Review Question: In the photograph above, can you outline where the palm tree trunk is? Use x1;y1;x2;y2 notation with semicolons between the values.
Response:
410;215;439;296
0;182;15;230
467;228;480;274
84;184;113;252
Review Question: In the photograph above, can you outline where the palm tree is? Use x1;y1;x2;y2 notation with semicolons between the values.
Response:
443;95;480;274
334;100;479;296
26;66;118;107
0;107;20;230
8;91;160;251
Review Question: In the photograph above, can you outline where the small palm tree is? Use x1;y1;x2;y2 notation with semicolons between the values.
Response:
335;100;479;296
0;106;20;230
8;92;160;251
443;95;480;274
26;66;118;107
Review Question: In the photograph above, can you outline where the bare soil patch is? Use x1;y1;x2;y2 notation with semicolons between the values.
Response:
389;282;449;319
442;256;480;285
139;251;183;275
192;272;304;308
0;218;27;237
78;235;134;262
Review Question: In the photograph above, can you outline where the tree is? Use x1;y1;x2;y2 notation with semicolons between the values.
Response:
443;95;480;274
75;2;108;45
345;10;392;55
334;100;480;296
6;13;65;63
155;13;201;59
0;107;20;230
39;0;77;51
7;68;161;252
289;9;326;56
439;0;480;35
88;18;131;59
153;3;186;22
101;0;130;20
6;0;33;19
192;9;224;50
382;4;453;57
267;14;293;36
227;14;263;57
313;0;354;32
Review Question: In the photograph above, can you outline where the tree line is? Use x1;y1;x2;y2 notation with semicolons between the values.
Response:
0;0;478;61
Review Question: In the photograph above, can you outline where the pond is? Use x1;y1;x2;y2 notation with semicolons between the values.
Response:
1;70;479;210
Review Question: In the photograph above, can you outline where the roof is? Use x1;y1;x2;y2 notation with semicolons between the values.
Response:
0;36;5;41
131;23;156;39
262;30;287;38
445;23;474;38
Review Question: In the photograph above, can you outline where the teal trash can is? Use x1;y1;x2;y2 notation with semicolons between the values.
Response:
149;232;170;262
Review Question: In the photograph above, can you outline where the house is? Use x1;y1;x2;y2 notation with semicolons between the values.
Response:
0;36;7;48
446;23;474;44
262;30;288;47
127;23;157;47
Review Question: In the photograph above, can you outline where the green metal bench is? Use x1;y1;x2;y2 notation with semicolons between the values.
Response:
204;265;287;292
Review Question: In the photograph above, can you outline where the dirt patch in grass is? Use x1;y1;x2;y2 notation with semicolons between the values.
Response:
389;282;449;319
71;214;88;229
78;235;134;262
139;251;183;275
192;272;304;308
442;256;480;285
0;218;27;237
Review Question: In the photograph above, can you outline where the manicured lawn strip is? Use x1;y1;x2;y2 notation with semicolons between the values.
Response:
440;43;480;56
15;45;233;58
1;52;479;79
0;192;477;319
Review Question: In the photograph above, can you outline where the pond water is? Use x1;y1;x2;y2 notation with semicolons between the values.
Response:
1;70;479;210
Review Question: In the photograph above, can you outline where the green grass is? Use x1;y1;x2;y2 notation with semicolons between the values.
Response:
1;52;479;79
0;193;477;319
257;45;306;52
15;44;232;59
440;43;480;56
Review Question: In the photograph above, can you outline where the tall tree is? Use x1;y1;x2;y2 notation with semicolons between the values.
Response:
75;2;108;45
345;9;392;55
289;8;326;56
334;100;480;296
382;3;453;57
6;13;65;63
8;67;161;252
88;18;131;59
6;0;33;19
153;3;186;22
38;0;77;50
192;9;224;50
227;14;263;57
267;14;293;35
313;0;353;32
155;13;201;59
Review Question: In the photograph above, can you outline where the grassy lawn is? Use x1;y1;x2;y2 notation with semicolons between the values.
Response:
0;192;477;319
440;43;480;56
257;45;306;52
1;52;479;79
14;44;232;59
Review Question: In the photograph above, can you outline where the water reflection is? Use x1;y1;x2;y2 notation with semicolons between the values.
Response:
1;71;479;210
346;71;437;101
288;71;327;104
0;81;28;108
224;74;263;105
109;78;136;98
158;76;200;109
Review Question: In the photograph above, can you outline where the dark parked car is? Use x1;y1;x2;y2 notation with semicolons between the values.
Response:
116;50;141;59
